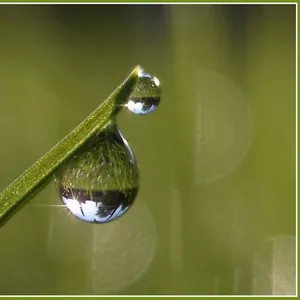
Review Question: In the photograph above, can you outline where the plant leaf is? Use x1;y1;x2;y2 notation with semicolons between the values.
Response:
0;65;141;226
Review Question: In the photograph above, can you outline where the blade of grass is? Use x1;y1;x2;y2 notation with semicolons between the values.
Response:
0;65;141;226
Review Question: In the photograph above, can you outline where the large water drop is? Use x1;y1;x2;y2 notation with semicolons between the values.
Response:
55;123;139;223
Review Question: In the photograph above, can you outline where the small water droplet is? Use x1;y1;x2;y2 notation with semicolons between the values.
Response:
55;123;139;223
125;69;161;115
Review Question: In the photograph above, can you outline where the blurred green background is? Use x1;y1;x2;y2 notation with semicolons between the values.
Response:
0;4;296;295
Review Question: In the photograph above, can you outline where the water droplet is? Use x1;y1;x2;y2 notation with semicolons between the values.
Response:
125;69;161;115
55;123;139;223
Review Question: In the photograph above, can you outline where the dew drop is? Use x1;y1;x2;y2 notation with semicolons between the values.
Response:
55;122;139;223
125;69;161;115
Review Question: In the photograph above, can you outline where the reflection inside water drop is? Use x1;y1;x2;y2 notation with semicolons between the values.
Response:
55;123;139;223
61;187;138;223
125;69;161;115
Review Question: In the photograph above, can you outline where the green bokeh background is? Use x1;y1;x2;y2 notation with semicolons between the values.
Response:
0;4;296;295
